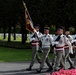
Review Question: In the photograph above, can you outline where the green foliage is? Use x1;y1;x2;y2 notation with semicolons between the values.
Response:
24;0;74;26
0;0;74;27
69;27;75;34
0;0;75;40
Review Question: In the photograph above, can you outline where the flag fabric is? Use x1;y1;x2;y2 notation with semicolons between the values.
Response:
23;1;36;33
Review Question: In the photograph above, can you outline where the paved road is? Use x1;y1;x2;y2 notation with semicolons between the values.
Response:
0;60;75;75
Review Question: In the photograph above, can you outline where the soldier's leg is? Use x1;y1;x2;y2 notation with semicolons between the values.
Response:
30;46;38;67
59;50;65;68
65;50;74;68
36;48;50;73
54;50;65;71
67;55;75;68
26;46;37;71
45;57;53;72
40;48;50;68
75;50;76;65
73;48;76;65
46;57;51;67
36;52;41;64
52;50;57;67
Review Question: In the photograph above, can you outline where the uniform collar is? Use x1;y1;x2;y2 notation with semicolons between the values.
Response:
44;34;49;36
36;31;39;34
57;34;63;37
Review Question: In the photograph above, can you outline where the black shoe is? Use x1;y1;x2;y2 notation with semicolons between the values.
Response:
36;68;42;73
39;61;41;64
68;66;75;69
26;67;32;71
46;67;53;72
53;68;63;72
52;63;54;66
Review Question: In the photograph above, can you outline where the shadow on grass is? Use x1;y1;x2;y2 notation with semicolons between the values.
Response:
0;41;31;49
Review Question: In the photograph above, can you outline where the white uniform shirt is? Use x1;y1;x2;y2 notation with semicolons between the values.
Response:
53;34;72;52
30;31;42;50
41;34;53;48
65;35;73;49
30;31;42;42
67;35;73;42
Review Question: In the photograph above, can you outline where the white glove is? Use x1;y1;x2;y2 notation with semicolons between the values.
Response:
71;40;76;43
32;38;35;41
52;41;59;46
69;48;73;54
30;37;35;42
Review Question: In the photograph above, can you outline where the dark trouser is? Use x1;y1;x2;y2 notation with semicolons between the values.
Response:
30;46;41;68
54;50;65;70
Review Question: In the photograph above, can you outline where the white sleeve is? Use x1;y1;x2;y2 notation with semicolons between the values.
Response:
49;35;54;45
68;35;73;42
64;36;73;54
71;40;76;43
51;36;59;46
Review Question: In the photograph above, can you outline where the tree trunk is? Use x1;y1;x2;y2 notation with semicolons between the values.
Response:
8;25;11;42
21;23;26;44
13;25;16;40
3;24;6;39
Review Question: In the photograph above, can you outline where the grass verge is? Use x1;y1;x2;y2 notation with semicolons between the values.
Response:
0;47;53;62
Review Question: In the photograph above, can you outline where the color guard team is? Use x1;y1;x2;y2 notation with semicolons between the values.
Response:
26;25;76;73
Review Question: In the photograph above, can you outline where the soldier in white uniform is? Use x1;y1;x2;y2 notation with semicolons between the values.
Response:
52;27;73;71
36;27;53;73
64;28;75;69
26;25;42;71
72;34;76;65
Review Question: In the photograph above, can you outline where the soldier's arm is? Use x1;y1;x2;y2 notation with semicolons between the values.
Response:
30;33;35;42
68;35;73;42
64;36;73;54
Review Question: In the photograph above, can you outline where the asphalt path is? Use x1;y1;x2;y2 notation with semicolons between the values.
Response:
0;59;75;75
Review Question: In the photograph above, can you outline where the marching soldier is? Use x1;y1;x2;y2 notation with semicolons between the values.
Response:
72;34;76;65
36;27;53;73
64;28;75;69
26;25;42;71
52;27;73;71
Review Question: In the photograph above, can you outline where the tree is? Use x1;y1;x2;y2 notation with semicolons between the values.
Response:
0;0;74;43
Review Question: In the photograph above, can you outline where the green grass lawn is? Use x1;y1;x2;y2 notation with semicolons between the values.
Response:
0;47;32;62
0;34;53;62
0;47;53;62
